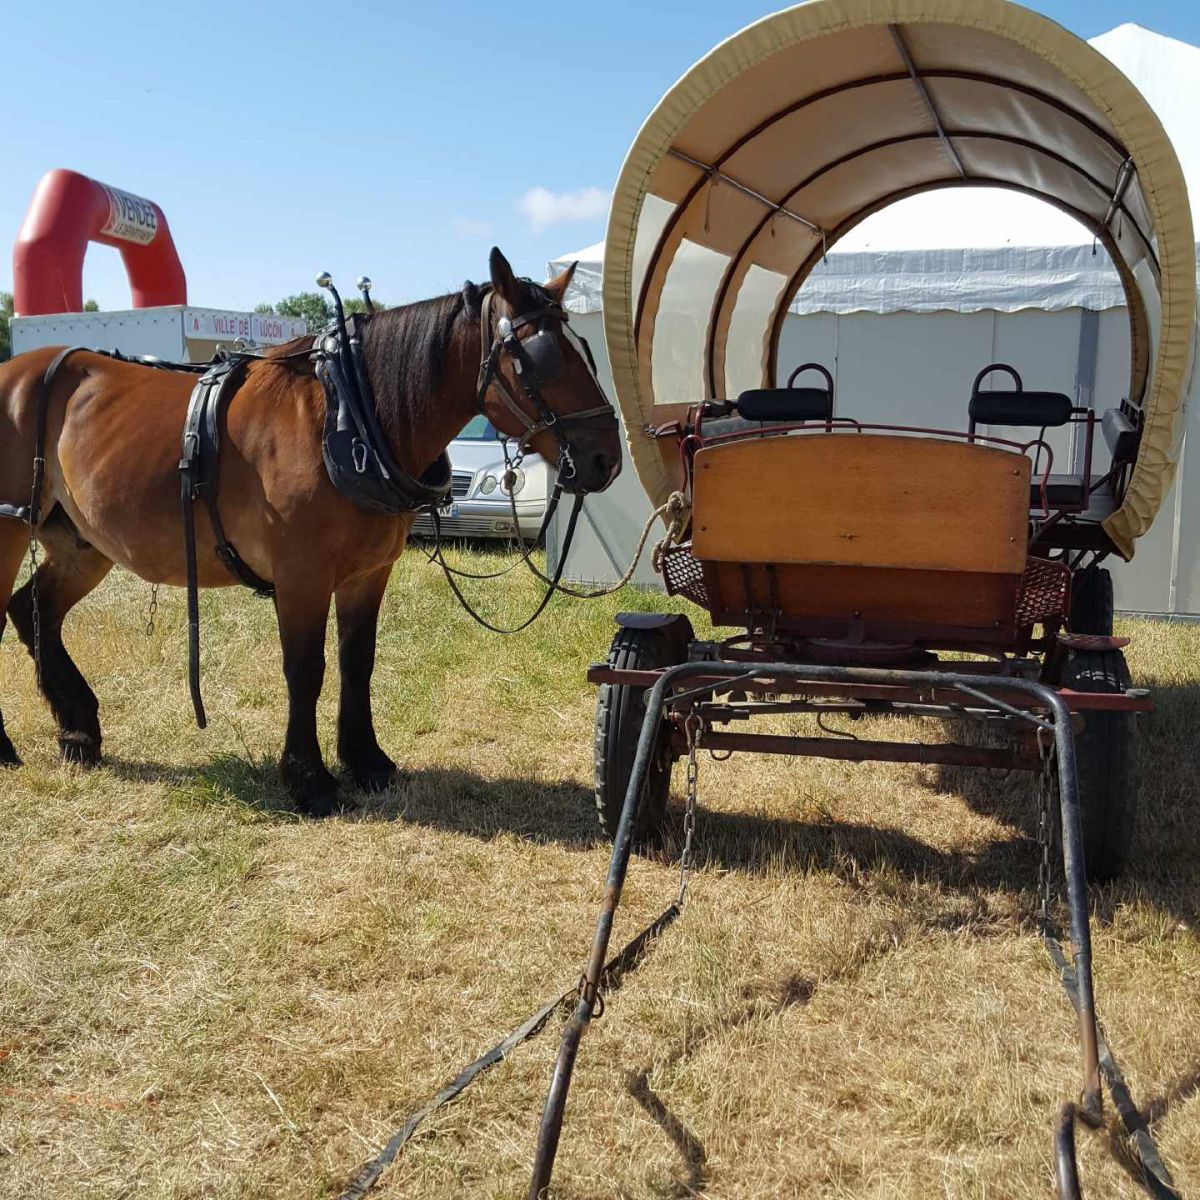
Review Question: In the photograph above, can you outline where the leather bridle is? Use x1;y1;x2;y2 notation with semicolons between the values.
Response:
424;281;618;635
475;283;617;485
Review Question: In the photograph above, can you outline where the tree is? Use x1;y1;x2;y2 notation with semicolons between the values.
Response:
83;299;100;312
0;292;12;362
255;291;385;333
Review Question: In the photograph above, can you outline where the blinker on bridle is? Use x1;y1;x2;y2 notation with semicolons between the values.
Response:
475;284;615;483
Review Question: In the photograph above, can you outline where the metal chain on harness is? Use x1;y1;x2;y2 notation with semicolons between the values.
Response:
677;713;702;907
26;528;42;688
144;583;160;638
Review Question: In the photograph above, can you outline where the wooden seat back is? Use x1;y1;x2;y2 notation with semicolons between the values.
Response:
690;433;1032;640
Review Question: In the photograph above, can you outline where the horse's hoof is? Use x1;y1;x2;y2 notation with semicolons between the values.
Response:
0;742;21;768
59;733;101;768
293;779;352;818
299;794;358;818
295;790;338;818
355;767;400;794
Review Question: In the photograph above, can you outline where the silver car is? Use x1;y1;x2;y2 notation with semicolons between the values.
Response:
410;415;553;542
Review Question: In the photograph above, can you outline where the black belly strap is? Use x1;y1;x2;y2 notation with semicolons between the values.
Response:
179;354;274;728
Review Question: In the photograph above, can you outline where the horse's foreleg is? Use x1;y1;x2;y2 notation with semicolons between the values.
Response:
335;565;397;792
274;577;339;816
9;533;113;766
0;521;31;766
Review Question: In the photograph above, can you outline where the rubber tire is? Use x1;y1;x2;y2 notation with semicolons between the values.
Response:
594;628;679;842
1071;566;1114;636
1061;648;1135;882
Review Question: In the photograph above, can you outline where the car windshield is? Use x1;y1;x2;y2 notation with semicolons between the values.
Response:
455;415;500;441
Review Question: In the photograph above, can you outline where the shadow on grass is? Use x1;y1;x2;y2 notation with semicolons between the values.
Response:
103;752;298;818
934;681;1200;931
100;678;1199;929
100;752;603;843
102;748;1018;889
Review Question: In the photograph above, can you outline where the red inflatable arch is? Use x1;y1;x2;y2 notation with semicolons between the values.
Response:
13;169;187;316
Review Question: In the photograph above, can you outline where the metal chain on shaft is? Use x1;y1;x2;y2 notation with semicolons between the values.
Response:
144;583;160;637
677;714;702;907
26;532;41;687
1035;729;1058;931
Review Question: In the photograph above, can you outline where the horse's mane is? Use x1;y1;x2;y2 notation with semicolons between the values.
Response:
262;277;537;441
361;291;474;439
261;291;474;436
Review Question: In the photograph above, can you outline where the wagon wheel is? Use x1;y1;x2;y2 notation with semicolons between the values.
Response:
1061;646;1136;882
1070;566;1114;635
594;627;681;842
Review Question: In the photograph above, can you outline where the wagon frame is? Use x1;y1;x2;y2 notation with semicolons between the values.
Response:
525;1;1196;1196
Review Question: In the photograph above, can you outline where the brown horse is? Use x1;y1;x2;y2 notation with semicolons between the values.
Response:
0;248;621;814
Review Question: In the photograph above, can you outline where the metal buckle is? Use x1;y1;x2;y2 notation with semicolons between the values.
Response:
352;439;369;475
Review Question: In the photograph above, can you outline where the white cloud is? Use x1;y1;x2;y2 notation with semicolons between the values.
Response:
450;216;494;239
517;186;610;233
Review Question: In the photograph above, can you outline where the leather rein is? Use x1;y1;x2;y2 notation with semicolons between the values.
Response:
426;283;618;634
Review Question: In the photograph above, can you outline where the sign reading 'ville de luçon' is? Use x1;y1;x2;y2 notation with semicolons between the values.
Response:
184;308;310;346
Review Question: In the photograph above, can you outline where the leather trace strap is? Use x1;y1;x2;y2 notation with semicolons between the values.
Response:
179;354;275;728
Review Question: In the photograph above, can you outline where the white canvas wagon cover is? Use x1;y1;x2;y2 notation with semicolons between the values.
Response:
603;0;1196;559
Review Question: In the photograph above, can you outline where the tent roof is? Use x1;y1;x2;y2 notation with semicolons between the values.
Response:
595;0;1196;558
550;24;1200;313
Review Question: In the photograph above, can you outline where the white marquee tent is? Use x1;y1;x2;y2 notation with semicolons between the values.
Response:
549;22;1200;617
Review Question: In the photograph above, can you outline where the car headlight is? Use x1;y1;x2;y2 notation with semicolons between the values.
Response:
500;467;525;496
478;474;499;495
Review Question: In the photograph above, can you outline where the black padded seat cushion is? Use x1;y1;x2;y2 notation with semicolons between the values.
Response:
970;390;1073;427
1031;473;1086;506
736;387;833;423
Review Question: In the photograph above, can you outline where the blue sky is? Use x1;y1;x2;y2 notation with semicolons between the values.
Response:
4;0;1197;312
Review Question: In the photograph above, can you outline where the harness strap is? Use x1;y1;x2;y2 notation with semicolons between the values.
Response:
178;355;275;729
315;318;452;515
11;347;91;687
179;458;206;729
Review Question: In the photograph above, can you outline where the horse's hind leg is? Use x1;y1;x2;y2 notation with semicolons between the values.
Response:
0;520;32;765
9;519;113;765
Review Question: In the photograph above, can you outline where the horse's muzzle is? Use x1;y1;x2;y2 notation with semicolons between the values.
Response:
562;449;622;495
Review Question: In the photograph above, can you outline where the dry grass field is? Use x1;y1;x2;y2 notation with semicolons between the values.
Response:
1;546;1198;1199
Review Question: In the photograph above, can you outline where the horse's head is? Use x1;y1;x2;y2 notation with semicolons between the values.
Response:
470;247;622;495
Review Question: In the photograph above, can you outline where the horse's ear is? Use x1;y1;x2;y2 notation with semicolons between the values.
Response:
461;280;482;317
544;261;578;303
489;247;520;306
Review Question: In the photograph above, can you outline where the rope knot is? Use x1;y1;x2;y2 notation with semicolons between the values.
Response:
651;491;691;575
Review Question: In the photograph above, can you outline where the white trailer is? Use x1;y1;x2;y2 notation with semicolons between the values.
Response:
11;305;308;363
